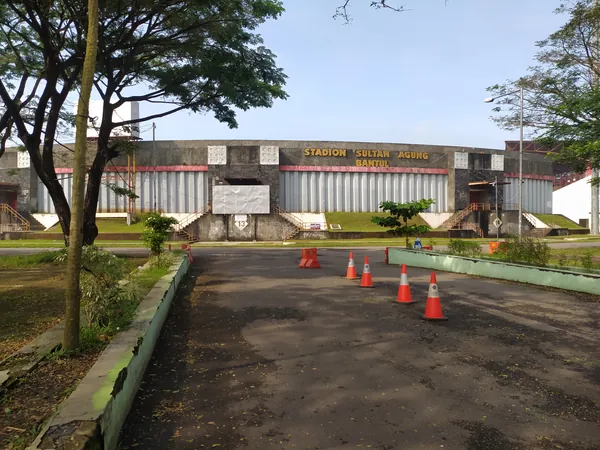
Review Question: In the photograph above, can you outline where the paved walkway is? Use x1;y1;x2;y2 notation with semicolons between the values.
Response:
119;248;600;449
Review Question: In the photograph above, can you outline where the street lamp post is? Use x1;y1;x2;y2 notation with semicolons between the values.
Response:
484;87;524;242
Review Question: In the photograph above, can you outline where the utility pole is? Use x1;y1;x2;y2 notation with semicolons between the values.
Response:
519;86;524;242
592;0;599;234
494;176;499;240
152;122;157;212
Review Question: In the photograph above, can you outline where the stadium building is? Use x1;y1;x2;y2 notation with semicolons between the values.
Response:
0;139;556;241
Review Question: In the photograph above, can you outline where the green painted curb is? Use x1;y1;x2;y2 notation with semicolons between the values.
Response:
31;254;191;450
388;249;600;295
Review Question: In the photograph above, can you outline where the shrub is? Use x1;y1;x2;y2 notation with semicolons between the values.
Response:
580;252;594;273
447;239;482;258
501;236;550;267
142;212;179;256
55;246;139;327
557;253;568;268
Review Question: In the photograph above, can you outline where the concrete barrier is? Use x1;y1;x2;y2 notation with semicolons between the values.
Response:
388;249;600;295
30;254;191;450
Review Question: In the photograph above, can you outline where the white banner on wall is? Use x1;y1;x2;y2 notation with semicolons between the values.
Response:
213;185;270;214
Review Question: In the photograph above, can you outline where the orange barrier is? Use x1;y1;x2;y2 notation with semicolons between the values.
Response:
395;264;414;304
305;248;321;268
299;248;310;268
299;248;320;269
345;252;358;279
422;245;433;251
359;256;374;288
422;272;447;321
489;242;509;254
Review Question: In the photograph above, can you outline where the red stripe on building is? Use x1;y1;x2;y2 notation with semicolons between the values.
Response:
55;165;209;174
279;165;449;175
503;173;555;181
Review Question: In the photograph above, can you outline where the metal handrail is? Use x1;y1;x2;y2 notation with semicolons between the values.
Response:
173;203;212;232
0;203;30;232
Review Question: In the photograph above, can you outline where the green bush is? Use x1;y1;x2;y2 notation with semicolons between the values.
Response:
55;246;139;327
447;239;482;258
501;236;550;267
557;253;568;268
142;212;179;256
580;252;594;273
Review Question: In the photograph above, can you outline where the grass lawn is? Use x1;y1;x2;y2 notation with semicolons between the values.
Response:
0;253;172;450
325;212;426;232
0;252;146;362
534;214;583;229
44;218;146;233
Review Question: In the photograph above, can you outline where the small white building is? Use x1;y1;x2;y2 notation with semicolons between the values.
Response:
553;175;599;227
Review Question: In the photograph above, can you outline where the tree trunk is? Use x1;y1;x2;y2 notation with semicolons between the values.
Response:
82;149;109;245
63;0;99;352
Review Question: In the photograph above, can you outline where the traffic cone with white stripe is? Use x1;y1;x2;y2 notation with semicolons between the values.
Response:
359;256;374;288
345;252;358;279
395;264;415;304
422;272;447;321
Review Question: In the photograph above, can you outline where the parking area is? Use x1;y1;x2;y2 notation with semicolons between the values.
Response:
120;248;600;450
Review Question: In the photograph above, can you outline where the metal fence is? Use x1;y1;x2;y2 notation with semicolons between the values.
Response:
280;171;448;213
37;171;209;213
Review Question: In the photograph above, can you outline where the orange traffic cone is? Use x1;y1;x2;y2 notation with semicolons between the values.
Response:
395;264;414;304
422;272;447;321
359;256;374;288
345;252;358;279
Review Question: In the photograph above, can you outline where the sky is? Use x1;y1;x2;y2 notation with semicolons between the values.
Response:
133;0;569;149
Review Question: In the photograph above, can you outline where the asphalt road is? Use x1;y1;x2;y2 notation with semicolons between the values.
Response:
119;248;600;450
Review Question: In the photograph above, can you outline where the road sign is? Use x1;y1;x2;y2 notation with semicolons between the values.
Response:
493;218;503;228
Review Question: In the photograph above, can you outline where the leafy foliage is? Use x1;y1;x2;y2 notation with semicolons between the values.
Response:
487;1;600;183
499;236;551;267
447;239;482;258
55;246;139;328
371;199;435;248
0;0;288;244
142;212;179;256
580;251;594;272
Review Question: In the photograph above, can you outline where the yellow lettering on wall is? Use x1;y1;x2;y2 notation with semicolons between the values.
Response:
423;153;429;160
304;149;310;156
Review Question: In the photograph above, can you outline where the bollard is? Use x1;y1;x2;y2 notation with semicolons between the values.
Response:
384;247;389;265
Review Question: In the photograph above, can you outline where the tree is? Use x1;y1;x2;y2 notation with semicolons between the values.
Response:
334;0;449;22
141;212;178;257
486;1;600;184
63;0;99;351
0;0;287;245
371;199;435;248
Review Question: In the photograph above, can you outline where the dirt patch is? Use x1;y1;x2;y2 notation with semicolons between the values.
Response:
0;352;99;449
0;266;65;361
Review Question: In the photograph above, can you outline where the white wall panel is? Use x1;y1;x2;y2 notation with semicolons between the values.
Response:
37;171;208;213
280;172;448;213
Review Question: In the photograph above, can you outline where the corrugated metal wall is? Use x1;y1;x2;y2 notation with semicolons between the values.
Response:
280;172;448;212
37;171;208;213
503;178;552;214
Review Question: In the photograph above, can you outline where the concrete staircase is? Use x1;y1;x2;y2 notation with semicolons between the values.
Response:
173;204;212;243
438;203;483;237
274;206;304;240
0;204;31;232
